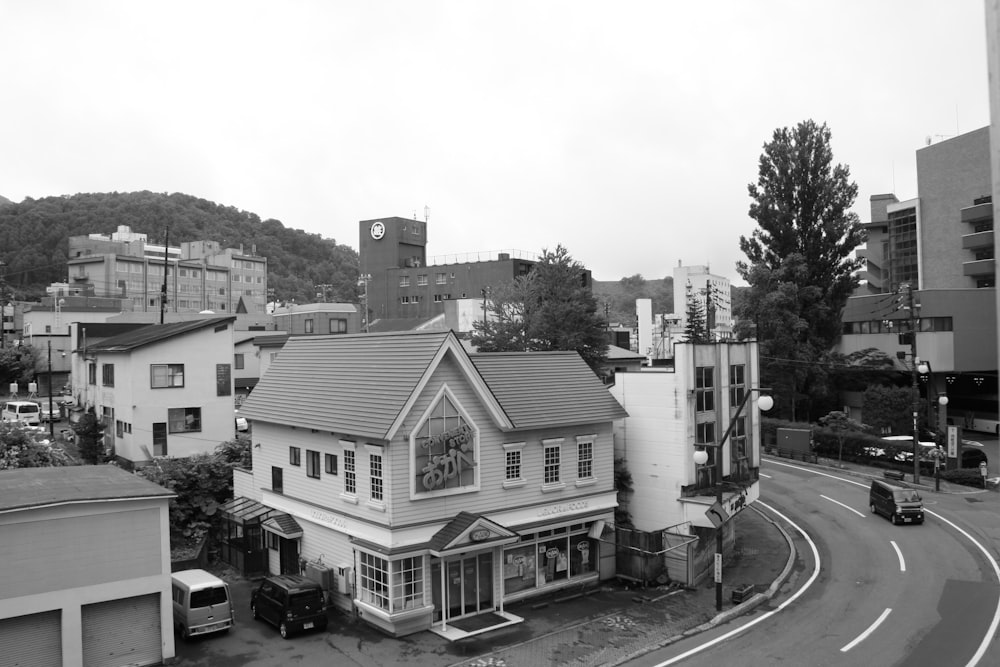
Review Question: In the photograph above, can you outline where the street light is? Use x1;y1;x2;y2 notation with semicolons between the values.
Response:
695;387;773;611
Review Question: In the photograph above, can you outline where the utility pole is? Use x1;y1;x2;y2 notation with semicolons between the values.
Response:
160;227;169;324
903;283;921;483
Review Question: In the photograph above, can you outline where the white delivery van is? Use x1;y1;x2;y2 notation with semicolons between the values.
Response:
1;401;41;426
171;569;235;640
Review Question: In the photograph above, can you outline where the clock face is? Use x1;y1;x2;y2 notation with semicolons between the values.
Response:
370;222;385;240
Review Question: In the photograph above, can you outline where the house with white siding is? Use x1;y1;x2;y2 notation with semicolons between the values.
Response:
232;330;627;638
0;465;175;667
80;316;239;464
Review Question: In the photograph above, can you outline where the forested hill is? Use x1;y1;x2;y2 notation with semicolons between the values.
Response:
0;191;359;304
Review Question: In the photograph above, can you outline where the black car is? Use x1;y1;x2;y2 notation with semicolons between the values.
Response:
250;575;328;638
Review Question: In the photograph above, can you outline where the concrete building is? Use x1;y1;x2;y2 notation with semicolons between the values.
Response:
672;263;733;340
609;340;766;585
842;127;998;436
270;302;361;336
76;316;239;464
0;465;175;667
233;330;626;638
67;225;268;317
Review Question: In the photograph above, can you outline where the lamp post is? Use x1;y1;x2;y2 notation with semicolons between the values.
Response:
694;387;773;611
47;341;55;439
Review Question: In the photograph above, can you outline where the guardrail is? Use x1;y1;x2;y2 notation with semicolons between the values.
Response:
765;447;818;464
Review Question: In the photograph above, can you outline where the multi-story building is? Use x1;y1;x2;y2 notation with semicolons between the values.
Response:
67;225;268;316
270;302;361;336
672;263;733;339
76;316;239;464
609;341;767;585
233;330;627;638
359;216;577;325
0;465;176;667
841;127;998;436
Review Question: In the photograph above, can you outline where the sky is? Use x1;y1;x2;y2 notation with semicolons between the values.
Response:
0;1;992;283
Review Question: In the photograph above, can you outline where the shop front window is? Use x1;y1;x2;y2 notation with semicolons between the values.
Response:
502;544;538;595
502;525;598;596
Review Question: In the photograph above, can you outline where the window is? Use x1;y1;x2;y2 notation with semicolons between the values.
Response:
729;364;745;407
153;422;167;456
370;451;384;502
436;273;447;285
306;450;320;478
391;556;424;611
267;532;280;550
399;276;410;287
101;363;115;387
272;466;283;494
433;294;443;302
696;366;714;412
577;438;594;480
329;318;347;334
696;421;716;444
167;407;201;433
344;448;356;495
417;274;428;286
304;319;314;333
116;420;124;438
289;446;301;466
324;453;338;475
88;362;96;385
359;552;389;610
400;296;410;304
151;364;185;388
543;440;562;485
234;353;245;370
503;443;525;485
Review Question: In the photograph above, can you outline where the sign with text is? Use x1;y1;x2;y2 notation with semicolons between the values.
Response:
714;553;723;583
947;426;959;459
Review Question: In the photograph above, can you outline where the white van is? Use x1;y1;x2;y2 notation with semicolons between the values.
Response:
1;401;41;426
171;569;234;640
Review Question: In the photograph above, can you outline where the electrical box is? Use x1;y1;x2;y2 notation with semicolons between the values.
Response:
336;565;352;595
304;562;335;590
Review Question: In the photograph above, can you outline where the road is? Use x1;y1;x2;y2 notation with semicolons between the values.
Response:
632;459;1000;667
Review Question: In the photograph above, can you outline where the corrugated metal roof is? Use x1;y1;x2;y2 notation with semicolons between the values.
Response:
471;351;628;430
238;330;485;440
86;316;236;352
0;465;174;513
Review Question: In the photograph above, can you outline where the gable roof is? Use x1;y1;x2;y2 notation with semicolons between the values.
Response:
471;351;628;430
85;316;236;353
0;465;174;513
238;330;511;440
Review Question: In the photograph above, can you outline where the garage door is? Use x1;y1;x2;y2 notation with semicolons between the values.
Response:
82;594;162;667
0;610;62;667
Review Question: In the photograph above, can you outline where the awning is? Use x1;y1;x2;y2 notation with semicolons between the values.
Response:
262;513;303;539
219;497;274;525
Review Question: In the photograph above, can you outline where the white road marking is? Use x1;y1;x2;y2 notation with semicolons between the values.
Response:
840;608;892;652
760;473;773;478
820;494;866;517
653;501;821;666
890;540;906;572
766;457;1000;667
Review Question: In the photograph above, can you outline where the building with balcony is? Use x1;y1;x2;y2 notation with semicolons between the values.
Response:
233;330;626;638
843;126;998;436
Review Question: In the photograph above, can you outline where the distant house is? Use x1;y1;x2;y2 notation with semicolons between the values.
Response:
233;330;627;638
79;316;238;464
0;465;176;666
233;332;289;405
270;302;361;336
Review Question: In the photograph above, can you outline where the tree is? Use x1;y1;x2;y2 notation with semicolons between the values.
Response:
0;344;40;390
73;411;106;465
819;410;870;467
683;294;710;343
471;245;607;373
0;421;73;469
736;120;866;422
862;384;919;436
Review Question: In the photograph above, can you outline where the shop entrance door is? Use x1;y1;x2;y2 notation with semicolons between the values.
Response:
433;552;493;621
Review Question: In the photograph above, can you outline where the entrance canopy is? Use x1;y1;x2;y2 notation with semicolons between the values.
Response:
428;511;519;557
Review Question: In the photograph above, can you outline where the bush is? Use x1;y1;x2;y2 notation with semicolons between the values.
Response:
939;468;987;487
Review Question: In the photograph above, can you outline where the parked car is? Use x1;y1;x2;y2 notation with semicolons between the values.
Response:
250;575;327;639
880;435;937;463
39;402;60;423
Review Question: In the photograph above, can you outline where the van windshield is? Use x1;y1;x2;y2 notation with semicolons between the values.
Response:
190;587;229;608
893;489;920;503
289;591;323;612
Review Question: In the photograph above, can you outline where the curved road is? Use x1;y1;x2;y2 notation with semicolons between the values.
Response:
633;460;1000;667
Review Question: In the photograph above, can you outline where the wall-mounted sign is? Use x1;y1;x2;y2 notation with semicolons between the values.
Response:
413;392;478;494
470;529;491;542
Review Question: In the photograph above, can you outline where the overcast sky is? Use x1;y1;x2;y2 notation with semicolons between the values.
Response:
1;1;991;283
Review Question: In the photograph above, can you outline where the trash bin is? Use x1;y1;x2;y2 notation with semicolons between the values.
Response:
732;583;754;604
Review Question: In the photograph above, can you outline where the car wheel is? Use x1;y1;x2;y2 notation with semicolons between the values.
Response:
251;603;259;620
890;513;898;525
279;622;290;639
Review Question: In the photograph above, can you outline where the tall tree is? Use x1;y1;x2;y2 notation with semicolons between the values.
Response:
736;120;866;421
471;245;607;373
683;295;710;343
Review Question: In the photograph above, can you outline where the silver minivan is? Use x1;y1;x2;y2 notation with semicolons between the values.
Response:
171;569;235;640
1;401;41;426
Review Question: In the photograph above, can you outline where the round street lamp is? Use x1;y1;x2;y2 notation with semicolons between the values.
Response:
693;448;709;466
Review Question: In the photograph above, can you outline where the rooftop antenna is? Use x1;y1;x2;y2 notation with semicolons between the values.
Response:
424;205;430;222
